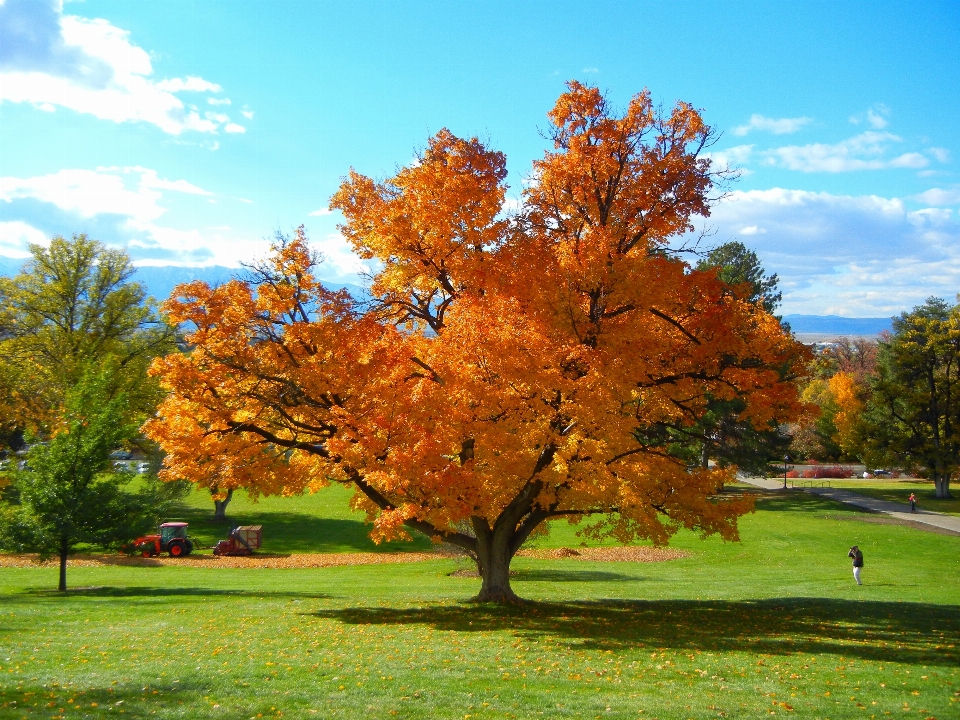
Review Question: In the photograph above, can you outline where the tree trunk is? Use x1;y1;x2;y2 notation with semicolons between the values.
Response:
934;475;952;499
471;517;522;603
58;536;68;592
213;488;233;521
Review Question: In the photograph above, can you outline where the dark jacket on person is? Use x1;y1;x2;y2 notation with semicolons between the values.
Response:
848;547;864;567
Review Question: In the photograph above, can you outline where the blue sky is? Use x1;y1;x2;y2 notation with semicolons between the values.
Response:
1;0;958;316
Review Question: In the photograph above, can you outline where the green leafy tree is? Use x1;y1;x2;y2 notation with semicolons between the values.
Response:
0;234;174;437
860;297;960;498
0;368;182;591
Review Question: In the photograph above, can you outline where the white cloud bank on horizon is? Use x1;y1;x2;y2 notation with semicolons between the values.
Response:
696;188;960;316
0;0;247;135
2;165;958;315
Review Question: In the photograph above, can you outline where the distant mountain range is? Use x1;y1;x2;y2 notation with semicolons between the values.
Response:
0;258;894;334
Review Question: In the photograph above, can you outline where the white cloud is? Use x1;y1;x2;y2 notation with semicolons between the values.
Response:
689;187;960;315
866;108;889;129
308;208;333;217
0;0;249;135
913;186;960;207
131;168;212;196
155;76;222;93
703;144;754;169
0;221;49;258
764;131;930;172
732;114;812;137
2;168;172;221
849;104;891;129
310;232;372;281
582;67;599;73
224;123;246;134
502;197;522;214
0;166;249;264
0;166;360;269
928;147;951;163
205;111;230;124
207;97;232;106
241;109;254;120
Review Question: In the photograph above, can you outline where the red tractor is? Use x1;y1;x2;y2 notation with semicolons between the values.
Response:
134;522;194;558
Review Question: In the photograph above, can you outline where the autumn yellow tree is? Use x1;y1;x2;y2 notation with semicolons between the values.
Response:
828;371;863;456
146;82;807;602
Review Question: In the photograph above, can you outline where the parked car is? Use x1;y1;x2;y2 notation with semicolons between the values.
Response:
137;462;151;474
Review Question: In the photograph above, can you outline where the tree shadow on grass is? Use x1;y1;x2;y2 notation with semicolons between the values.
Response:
306;597;960;667
174;507;433;554
0;678;223;720
510;568;641;583
2;586;333;601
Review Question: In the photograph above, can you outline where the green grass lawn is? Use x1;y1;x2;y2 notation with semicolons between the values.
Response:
1;487;959;719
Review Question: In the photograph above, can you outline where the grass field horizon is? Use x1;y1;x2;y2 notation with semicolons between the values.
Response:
2;484;958;718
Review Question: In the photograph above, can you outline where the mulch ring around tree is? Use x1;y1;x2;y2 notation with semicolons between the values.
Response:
0;546;688;570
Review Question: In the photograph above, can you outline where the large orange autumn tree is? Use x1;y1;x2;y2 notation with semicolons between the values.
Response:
146;82;807;602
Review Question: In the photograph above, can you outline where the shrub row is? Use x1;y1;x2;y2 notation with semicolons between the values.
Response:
784;466;854;479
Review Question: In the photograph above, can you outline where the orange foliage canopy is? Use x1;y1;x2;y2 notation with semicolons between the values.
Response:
145;82;807;601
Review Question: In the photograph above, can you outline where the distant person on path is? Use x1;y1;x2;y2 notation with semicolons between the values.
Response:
909;493;917;512
848;545;864;585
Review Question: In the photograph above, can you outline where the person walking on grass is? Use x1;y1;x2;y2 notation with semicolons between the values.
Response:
909;493;917;512
848;545;864;585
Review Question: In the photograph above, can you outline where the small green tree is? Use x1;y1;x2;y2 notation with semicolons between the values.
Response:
0;368;180;591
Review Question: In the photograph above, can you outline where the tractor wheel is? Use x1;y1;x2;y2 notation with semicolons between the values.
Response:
168;541;185;558
183;539;194;556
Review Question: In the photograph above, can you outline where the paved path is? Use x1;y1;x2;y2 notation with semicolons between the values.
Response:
739;476;960;535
